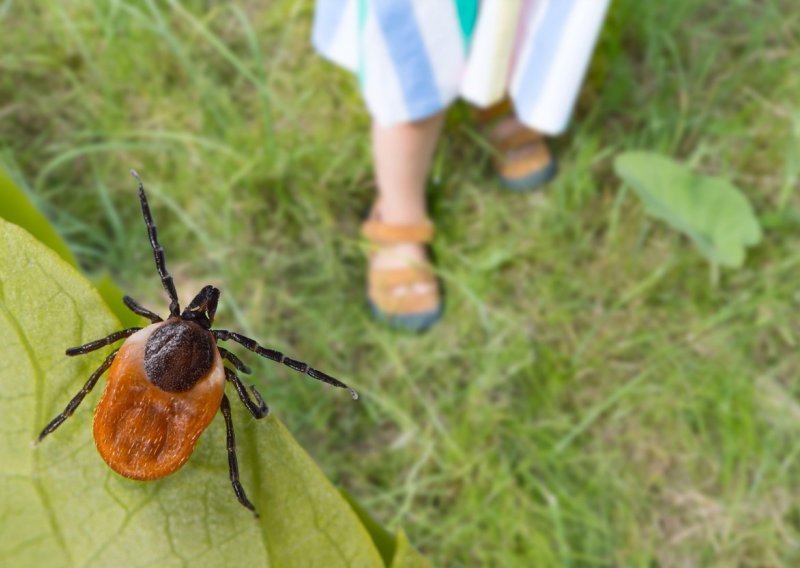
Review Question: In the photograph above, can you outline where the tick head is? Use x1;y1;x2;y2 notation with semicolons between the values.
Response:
180;285;220;329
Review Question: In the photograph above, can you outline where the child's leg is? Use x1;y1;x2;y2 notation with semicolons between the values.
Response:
370;112;444;293
361;112;444;330
372;112;444;224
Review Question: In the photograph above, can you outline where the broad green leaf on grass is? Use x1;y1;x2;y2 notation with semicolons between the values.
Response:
342;491;432;568
0;218;417;567
390;531;432;568
0;168;78;266
343;490;398;565
614;152;762;268
0;168;141;328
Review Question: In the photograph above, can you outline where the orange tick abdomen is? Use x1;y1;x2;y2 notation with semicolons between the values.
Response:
92;323;225;480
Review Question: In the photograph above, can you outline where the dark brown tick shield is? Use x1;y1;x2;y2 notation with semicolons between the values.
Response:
38;170;358;517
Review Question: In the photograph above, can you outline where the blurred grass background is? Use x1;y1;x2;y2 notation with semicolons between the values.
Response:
1;0;800;565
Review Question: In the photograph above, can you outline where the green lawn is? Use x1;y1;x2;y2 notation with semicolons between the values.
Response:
2;1;800;565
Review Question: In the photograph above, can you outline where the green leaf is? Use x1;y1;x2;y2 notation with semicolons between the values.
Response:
390;530;432;568
0;168;78;266
0;218;392;567
0;168;142;328
342;490;398;565
614;152;762;268
342;491;431;568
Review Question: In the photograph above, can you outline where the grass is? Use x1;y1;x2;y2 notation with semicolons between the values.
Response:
2;0;800;565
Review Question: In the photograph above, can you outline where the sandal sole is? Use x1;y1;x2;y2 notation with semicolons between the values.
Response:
368;300;443;332
499;159;558;192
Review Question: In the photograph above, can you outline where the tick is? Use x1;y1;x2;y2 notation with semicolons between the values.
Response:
37;170;357;517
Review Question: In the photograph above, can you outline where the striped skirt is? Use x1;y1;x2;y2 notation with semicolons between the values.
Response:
313;0;610;135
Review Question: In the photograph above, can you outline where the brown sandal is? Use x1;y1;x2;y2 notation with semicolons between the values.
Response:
361;204;442;331
476;99;558;191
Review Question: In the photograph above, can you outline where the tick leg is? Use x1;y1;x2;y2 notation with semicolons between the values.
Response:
214;330;358;400
218;347;251;374
220;393;259;517
38;349;118;442
225;367;269;419
131;170;180;317
66;327;141;356
123;295;163;323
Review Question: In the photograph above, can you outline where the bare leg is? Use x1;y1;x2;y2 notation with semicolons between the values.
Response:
372;112;444;225
371;113;444;297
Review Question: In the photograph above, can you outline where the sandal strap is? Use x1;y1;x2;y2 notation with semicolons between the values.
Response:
490;126;543;154
360;200;440;317
369;266;440;316
371;266;436;288
361;219;434;244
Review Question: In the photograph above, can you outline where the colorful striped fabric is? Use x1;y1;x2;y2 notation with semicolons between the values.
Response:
313;0;610;135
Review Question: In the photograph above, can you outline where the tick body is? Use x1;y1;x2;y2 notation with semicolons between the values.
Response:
94;321;223;480
38;170;357;517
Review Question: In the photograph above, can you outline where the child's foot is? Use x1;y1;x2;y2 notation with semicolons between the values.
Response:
488;116;557;191
476;101;558;191
361;203;442;331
